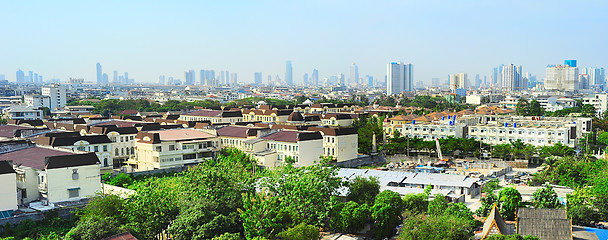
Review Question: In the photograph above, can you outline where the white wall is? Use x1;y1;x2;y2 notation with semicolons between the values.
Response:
0;173;18;211
297;139;324;166
46;165;101;203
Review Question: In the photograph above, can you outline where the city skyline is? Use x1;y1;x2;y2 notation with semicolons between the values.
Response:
0;1;607;84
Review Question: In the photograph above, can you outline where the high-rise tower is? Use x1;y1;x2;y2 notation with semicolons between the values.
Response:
96;63;102;84
285;61;293;85
387;62;413;95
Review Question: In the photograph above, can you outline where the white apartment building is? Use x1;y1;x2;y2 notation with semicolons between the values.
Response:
308;127;358;162
3;106;43;120
257;130;323;167
384;123;466;140
42;84;67;110
24;95;50;108
502;64;524;92
545;65;579;91
583;94;608;116
469;124;573;147
449;73;467;90
0;148;101;206
87;125;139;166
133;129;219;171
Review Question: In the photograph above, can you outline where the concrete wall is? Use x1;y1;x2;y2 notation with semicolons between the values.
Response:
0;173;18;211
46;165;101;203
297;139;323;166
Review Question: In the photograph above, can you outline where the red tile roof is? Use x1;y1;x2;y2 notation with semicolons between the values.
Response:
0;125;33;138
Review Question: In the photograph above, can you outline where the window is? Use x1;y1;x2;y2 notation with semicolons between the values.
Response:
131;147;134;154
155;146;162;152
130;136;134;140
103;145;108;152
120;137;124;142
68;189;79;198
169;145;175;151
94;146;99;152
115;149;119;155
121;148;124;155
77;146;85;151
72;169;79;179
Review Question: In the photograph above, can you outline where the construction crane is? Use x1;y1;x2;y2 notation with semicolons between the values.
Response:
435;138;444;162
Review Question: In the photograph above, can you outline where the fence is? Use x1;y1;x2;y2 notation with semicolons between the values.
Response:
0;206;80;229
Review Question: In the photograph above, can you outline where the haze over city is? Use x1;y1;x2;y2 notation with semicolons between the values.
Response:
1;0;607;83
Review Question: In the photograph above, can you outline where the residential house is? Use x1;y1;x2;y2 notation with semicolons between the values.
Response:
308;127;358;162
36;132;113;170
178;109;243;123
0;160;17;212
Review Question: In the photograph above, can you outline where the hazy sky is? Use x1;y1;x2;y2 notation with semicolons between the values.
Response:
1;0;607;84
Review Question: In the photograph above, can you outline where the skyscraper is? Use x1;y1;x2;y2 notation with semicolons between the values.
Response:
254;72;262;85
501;64;523;91
285;61;293;85
230;73;237;85
159;75;166;85
338;73;345;86
102;73;108;84
366;75;374;87
16;70;24;83
96;63;102;84
449;73;467;90
545;64;579;91
113;70;118;83
312;69;319;86
28;71;33;82
350;63;359;86
185;70;195;85
475;74;481;88
492;64;505;87
303;73;309;85
581;67;606;90
387;62;413;95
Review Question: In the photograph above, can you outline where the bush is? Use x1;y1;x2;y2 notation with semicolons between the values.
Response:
64;217;122;240
276;223;319;240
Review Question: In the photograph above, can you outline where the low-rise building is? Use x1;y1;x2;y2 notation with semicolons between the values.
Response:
242;109;293;123
308;127;358;162
0;147;100;205
258;130;323;167
0;160;17;212
87;125;139;166
179;109;243;123
133;128;219;171
36;132;113;170
321;113;353;126
3;106;43;120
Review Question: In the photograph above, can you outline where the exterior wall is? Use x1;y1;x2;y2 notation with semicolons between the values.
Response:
7;109;43;120
44;164;101;203
297;139;324;167
41;84;67;110
135;138;218;171
108;132;136;163
59;142;113;169
322;118;353;126
386;124;459;139
322;134;358;162
15;167;39;205
220;136;246;150
469;126;571;147
0;173;18;211
178;115;242;123
243;113;288;123
24;95;50;108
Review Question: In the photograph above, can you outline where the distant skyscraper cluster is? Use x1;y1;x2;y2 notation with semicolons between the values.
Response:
285;61;293;86
15;69;43;84
96;62;132;85
387;62;413;95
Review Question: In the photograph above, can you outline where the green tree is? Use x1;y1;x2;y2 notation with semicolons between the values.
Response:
64;217;122;240
276;223;319;240
483;179;501;194
346;176;380;205
427;194;448;215
239;192;295;239
371;190;404;239
528;100;544;116
402;193;428;214
166;200;241;240
398;213;475;240
531;184;561;208
475;192;498;217
516;98;530;116
330;201;371;233
498;187;522;220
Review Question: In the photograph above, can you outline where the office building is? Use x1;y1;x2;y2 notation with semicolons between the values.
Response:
581;67;606;90
501;64;524;91
158;75;166;85
16;70;24;83
231;72;237;85
545;65;579;91
254;72;262;85
350;63;359;86
367;75;374;87
96;63;102;84
113;70;118;83
303;73;309;85
492;64;504;87
285;61;293;86
387;62;413;95
338;73;345;86
449;73;467;90
185;70;195;85
312;69;319;86
42;84;66;110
